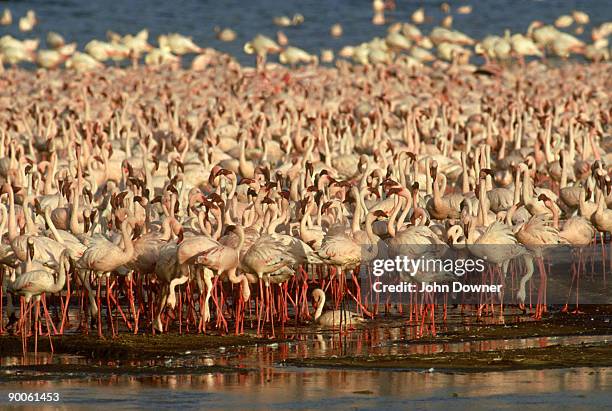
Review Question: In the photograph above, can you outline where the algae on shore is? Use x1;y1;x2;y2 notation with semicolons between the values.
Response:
283;343;612;372
0;332;277;359
0;310;610;374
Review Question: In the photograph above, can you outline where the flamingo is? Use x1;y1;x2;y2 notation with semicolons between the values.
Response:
540;193;595;313
194;225;251;329
512;204;561;319
76;209;137;335
7;245;70;354
312;288;364;327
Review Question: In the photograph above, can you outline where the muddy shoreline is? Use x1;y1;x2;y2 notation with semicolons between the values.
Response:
0;332;273;360
0;363;251;383
1;310;610;375
400;308;612;346
279;309;612;373
282;342;612;373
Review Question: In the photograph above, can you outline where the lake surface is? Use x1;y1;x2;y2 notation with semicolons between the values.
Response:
1;367;611;410
1;326;610;409
0;0;610;65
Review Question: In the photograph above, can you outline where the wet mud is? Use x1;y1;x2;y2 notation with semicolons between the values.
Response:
0;308;610;377
283;342;612;373
0;332;276;360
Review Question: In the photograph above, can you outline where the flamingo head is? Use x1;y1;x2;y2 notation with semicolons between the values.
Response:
321;201;333;214
429;160;438;180
386;186;402;196
367;186;381;199
479;168;494;179
372;209;388;219
305;161;314;176
447;225;465;245
27;237;35;261
261;196;275;205
537;193;552;205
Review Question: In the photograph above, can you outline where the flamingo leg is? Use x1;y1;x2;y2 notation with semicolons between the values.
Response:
97;276;103;337
34;298;40;356
59;269;71;334
0;269;3;335
21;298;26;356
572;251;585;314
202;269;213;331
78;269;98;330
106;277;116;337
257;278;264;336
41;295;57;335
154;286;169;333
129;273;138;334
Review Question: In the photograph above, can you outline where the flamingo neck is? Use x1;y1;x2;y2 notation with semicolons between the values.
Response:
386;196;402;238
213;210;224;239
0;204;6;240
479;183;489;227
120;219;134;258
238;139;251;177
160;217;174;241
197;210;207;235
432;173;447;209
543;119;554;163
23;198;37;235
521;169;533;203
512;169;522;205
364;213;378;244
44;153;56;194
578;188;588;217
461;153;469;194
506;204;518;226
397;193;412;227
352;190;362;234
253;192;266;222
7;186;18;241
69;184;82;234
44;208;65;244
595;190;605;214
313;291;325;321
300;202;312;235
359;187;370;217
227;175;237;200
267;207;284;235
560;158;568;189
50;256;68;293
236;225;245;252
425;159;432;196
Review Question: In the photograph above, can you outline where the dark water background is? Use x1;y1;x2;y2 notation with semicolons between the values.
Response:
0;0;610;65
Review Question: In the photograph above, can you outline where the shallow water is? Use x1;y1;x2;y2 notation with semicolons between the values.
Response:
1;367;611;410
1;0;611;65
0;325;610;409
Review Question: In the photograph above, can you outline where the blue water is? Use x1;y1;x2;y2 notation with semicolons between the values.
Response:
0;334;610;409
0;0;610;65
1;367;610;410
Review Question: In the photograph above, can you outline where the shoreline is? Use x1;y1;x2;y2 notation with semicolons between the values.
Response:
282;342;612;373
0;309;610;374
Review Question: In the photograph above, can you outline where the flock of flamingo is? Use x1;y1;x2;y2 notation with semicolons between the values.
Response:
0;5;611;355
0;5;611;70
